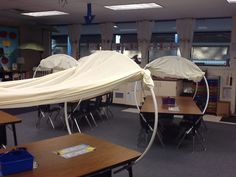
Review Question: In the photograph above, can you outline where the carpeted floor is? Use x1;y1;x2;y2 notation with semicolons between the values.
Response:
3;105;236;177
221;116;236;123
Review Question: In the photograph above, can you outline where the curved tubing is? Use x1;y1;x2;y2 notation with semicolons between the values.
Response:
202;76;210;114
192;76;209;114
64;102;72;134
32;66;40;78
135;87;158;163
63;79;158;163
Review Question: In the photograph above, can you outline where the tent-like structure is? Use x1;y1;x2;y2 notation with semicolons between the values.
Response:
144;56;209;113
140;56;209;150
0;51;154;108
38;54;79;71
133;55;209;151
145;56;205;82
0;51;157;163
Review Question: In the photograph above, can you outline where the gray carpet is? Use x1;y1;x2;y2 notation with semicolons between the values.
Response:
4;106;236;177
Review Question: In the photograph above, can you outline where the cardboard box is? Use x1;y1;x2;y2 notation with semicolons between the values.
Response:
217;101;230;117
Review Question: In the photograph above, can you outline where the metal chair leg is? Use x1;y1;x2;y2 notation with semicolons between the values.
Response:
47;115;55;129
192;132;196;152
156;131;165;147
89;112;98;127
73;118;81;133
36;110;44;128
84;114;92;128
196;130;206;151
177;132;188;149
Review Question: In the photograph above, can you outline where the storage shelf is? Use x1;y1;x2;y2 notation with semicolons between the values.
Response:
194;77;219;114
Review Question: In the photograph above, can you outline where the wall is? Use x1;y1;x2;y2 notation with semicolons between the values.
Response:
0;26;19;68
19;25;50;77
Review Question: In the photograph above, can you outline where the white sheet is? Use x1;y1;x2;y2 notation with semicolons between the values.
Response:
146;56;205;82
39;54;79;70
0;51;154;108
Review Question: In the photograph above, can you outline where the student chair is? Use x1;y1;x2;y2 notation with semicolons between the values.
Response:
33;68;63;129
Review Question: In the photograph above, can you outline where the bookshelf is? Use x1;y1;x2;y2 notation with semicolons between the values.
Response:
193;77;220;114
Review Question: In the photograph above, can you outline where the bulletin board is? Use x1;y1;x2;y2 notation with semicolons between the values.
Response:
0;26;19;70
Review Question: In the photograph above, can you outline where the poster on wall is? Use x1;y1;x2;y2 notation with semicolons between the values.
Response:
0;27;19;70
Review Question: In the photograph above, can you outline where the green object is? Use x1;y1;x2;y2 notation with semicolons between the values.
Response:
19;43;44;51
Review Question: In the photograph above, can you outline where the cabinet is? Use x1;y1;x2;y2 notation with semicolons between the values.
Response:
113;81;142;106
144;79;183;96
113;79;183;106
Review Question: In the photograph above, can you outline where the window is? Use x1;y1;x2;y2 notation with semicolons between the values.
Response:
149;33;178;62
112;34;141;62
79;35;101;58
51;35;68;54
191;32;231;66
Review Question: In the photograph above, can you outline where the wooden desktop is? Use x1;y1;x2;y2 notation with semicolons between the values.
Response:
0;133;141;177
0;111;22;146
141;96;203;116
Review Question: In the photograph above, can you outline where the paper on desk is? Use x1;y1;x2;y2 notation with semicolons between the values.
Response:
55;144;95;159
168;106;180;112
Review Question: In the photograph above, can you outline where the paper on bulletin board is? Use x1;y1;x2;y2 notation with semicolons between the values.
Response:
2;40;11;47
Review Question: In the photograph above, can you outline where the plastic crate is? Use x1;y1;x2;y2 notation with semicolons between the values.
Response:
0;149;34;176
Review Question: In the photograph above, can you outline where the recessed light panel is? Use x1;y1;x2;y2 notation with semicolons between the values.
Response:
21;11;68;17
105;3;162;10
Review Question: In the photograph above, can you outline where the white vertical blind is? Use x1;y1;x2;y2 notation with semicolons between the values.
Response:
68;24;82;59
100;23;114;50
137;20;154;67
176;18;195;59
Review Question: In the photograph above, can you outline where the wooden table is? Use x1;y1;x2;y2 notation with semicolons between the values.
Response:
0;133;141;177
141;96;203;116
140;96;203;147
0;111;22;146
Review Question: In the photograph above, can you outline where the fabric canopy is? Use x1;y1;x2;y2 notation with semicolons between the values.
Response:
39;54;79;70
0;51;154;108
146;56;205;82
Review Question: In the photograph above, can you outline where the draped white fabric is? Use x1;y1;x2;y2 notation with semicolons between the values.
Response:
230;15;236;61
68;24;82;59
39;54;79;71
0;51;154;108
100;23;114;50
146;56;205;82
176;19;195;59
137;21;154;67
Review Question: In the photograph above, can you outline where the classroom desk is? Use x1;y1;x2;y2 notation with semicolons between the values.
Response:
0;133;141;177
0;111;22;146
141;96;203;116
140;96;203;147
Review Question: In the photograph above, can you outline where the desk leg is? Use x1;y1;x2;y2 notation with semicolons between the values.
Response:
0;125;7;146
127;162;133;177
12;124;18;146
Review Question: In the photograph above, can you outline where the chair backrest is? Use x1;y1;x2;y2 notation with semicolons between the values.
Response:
105;92;113;105
33;67;53;78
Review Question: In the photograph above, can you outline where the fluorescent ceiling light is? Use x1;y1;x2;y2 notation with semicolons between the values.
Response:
21;11;68;17
105;3;162;10
227;0;236;3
